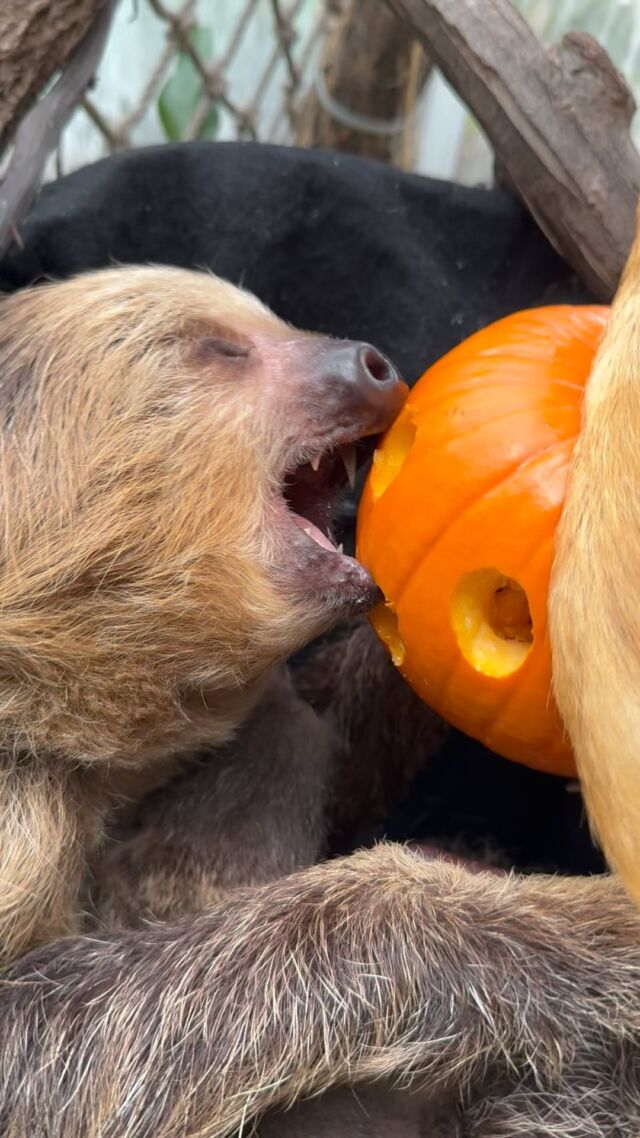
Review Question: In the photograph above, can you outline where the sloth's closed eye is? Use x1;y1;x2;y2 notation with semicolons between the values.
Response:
199;336;250;360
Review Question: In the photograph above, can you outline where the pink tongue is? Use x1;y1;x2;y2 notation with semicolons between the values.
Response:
292;513;336;552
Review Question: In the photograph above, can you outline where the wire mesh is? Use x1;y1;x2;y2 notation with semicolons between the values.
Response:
54;0;335;176
48;0;640;184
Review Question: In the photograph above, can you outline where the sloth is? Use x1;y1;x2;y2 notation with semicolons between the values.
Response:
0;264;637;1138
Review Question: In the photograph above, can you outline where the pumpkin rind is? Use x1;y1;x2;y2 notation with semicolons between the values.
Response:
356;305;609;776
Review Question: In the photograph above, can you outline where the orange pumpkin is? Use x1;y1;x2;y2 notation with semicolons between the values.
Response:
356;305;609;776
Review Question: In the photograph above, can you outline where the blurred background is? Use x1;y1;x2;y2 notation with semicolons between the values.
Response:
46;0;640;186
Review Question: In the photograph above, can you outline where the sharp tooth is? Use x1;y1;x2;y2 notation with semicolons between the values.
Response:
341;444;357;489
310;453;321;472
336;543;344;555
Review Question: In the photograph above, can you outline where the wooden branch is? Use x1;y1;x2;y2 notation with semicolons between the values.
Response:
0;2;114;260
385;0;640;301
296;0;430;167
0;0;111;150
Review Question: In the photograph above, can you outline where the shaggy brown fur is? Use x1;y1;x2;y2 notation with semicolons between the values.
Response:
0;264;639;1138
550;205;640;910
0;264;402;966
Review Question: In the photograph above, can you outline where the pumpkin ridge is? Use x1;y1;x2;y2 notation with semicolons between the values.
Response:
391;434;573;611
414;405;578;449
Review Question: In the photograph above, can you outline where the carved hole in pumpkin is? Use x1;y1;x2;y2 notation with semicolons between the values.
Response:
370;410;417;501
370;602;405;667
451;569;533;679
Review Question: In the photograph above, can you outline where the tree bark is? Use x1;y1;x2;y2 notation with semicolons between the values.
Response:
0;0;110;150
296;0;430;167
385;0;640;301
0;2;113;259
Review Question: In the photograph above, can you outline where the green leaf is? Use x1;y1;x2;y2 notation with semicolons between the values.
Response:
157;25;219;142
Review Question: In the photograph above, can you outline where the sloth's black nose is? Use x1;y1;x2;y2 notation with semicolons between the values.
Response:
312;339;406;431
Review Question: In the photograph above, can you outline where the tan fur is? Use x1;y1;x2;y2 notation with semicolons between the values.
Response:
0;264;637;1137
0;758;103;962
0;266;315;769
550;203;640;907
0;265;355;962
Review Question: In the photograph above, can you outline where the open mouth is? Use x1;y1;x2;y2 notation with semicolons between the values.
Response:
278;433;381;612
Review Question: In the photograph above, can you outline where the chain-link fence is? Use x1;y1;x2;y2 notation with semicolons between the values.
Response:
48;0;332;180
49;0;640;186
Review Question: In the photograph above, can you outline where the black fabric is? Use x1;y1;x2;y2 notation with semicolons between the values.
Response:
0;141;591;379
0;141;602;875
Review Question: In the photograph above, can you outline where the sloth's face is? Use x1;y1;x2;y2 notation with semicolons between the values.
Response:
256;325;406;620
0;266;406;760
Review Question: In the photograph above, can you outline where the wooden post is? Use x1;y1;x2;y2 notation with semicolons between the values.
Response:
296;0;430;168
385;0;640;300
